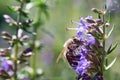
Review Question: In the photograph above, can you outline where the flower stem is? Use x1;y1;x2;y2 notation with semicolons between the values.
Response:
13;2;23;80
103;16;105;54
31;9;42;80
32;49;37;80
14;43;18;80
101;14;106;79
103;14;108;66
32;27;37;80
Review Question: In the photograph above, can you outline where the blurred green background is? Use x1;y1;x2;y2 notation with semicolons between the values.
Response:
0;0;120;80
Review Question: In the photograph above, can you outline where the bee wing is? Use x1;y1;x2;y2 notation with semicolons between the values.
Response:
56;48;66;63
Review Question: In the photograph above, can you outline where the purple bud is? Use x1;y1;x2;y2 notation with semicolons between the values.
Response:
3;15;13;23
3;14;17;26
20;47;33;57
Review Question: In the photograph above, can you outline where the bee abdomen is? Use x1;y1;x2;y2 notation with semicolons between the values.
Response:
66;51;81;69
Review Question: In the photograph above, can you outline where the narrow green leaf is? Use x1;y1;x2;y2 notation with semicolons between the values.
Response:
43;10;49;19
107;25;114;38
108;11;111;23
105;57;117;70
107;42;118;55
107;44;112;54
89;32;103;40
98;13;101;19
7;6;17;13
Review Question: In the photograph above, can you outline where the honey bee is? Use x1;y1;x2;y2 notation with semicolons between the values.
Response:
56;36;82;63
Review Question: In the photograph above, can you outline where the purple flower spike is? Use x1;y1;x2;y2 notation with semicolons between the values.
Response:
66;16;104;80
75;48;91;76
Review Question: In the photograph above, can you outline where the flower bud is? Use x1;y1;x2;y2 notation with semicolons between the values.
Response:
12;6;21;11
3;15;17;26
91;8;105;15
95;19;103;25
1;31;12;41
12;35;17;40
18;29;23;38
36;68;43;76
105;23;110;27
91;8;99;13
0;48;11;57
25;19;33;24
2;36;11;41
22;19;33;27
20;35;29;41
20;47;33;58
85;18;95;23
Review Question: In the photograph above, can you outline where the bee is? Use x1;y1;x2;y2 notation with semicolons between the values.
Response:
56;36;82;64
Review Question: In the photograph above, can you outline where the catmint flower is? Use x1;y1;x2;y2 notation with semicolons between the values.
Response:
3;15;17;26
0;57;14;78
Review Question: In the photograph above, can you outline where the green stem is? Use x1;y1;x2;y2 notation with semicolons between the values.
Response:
14;2;23;80
101;14;106;78
32;9;41;80
32;48;37;80
32;27;37;80
14;43;18;80
103;14;108;66
103;16;105;54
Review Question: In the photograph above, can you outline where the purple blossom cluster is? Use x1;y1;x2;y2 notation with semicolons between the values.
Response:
66;16;104;80
0;57;14;78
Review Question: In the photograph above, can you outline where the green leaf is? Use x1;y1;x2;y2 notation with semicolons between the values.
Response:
107;42;118;55
7;6;17;13
107;44;112;54
25;2;37;10
21;11;28;17
108;11;111;23
107;25;114;38
105;57;117;70
98;13;101;19
43;10;49;19
89;32;103;40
